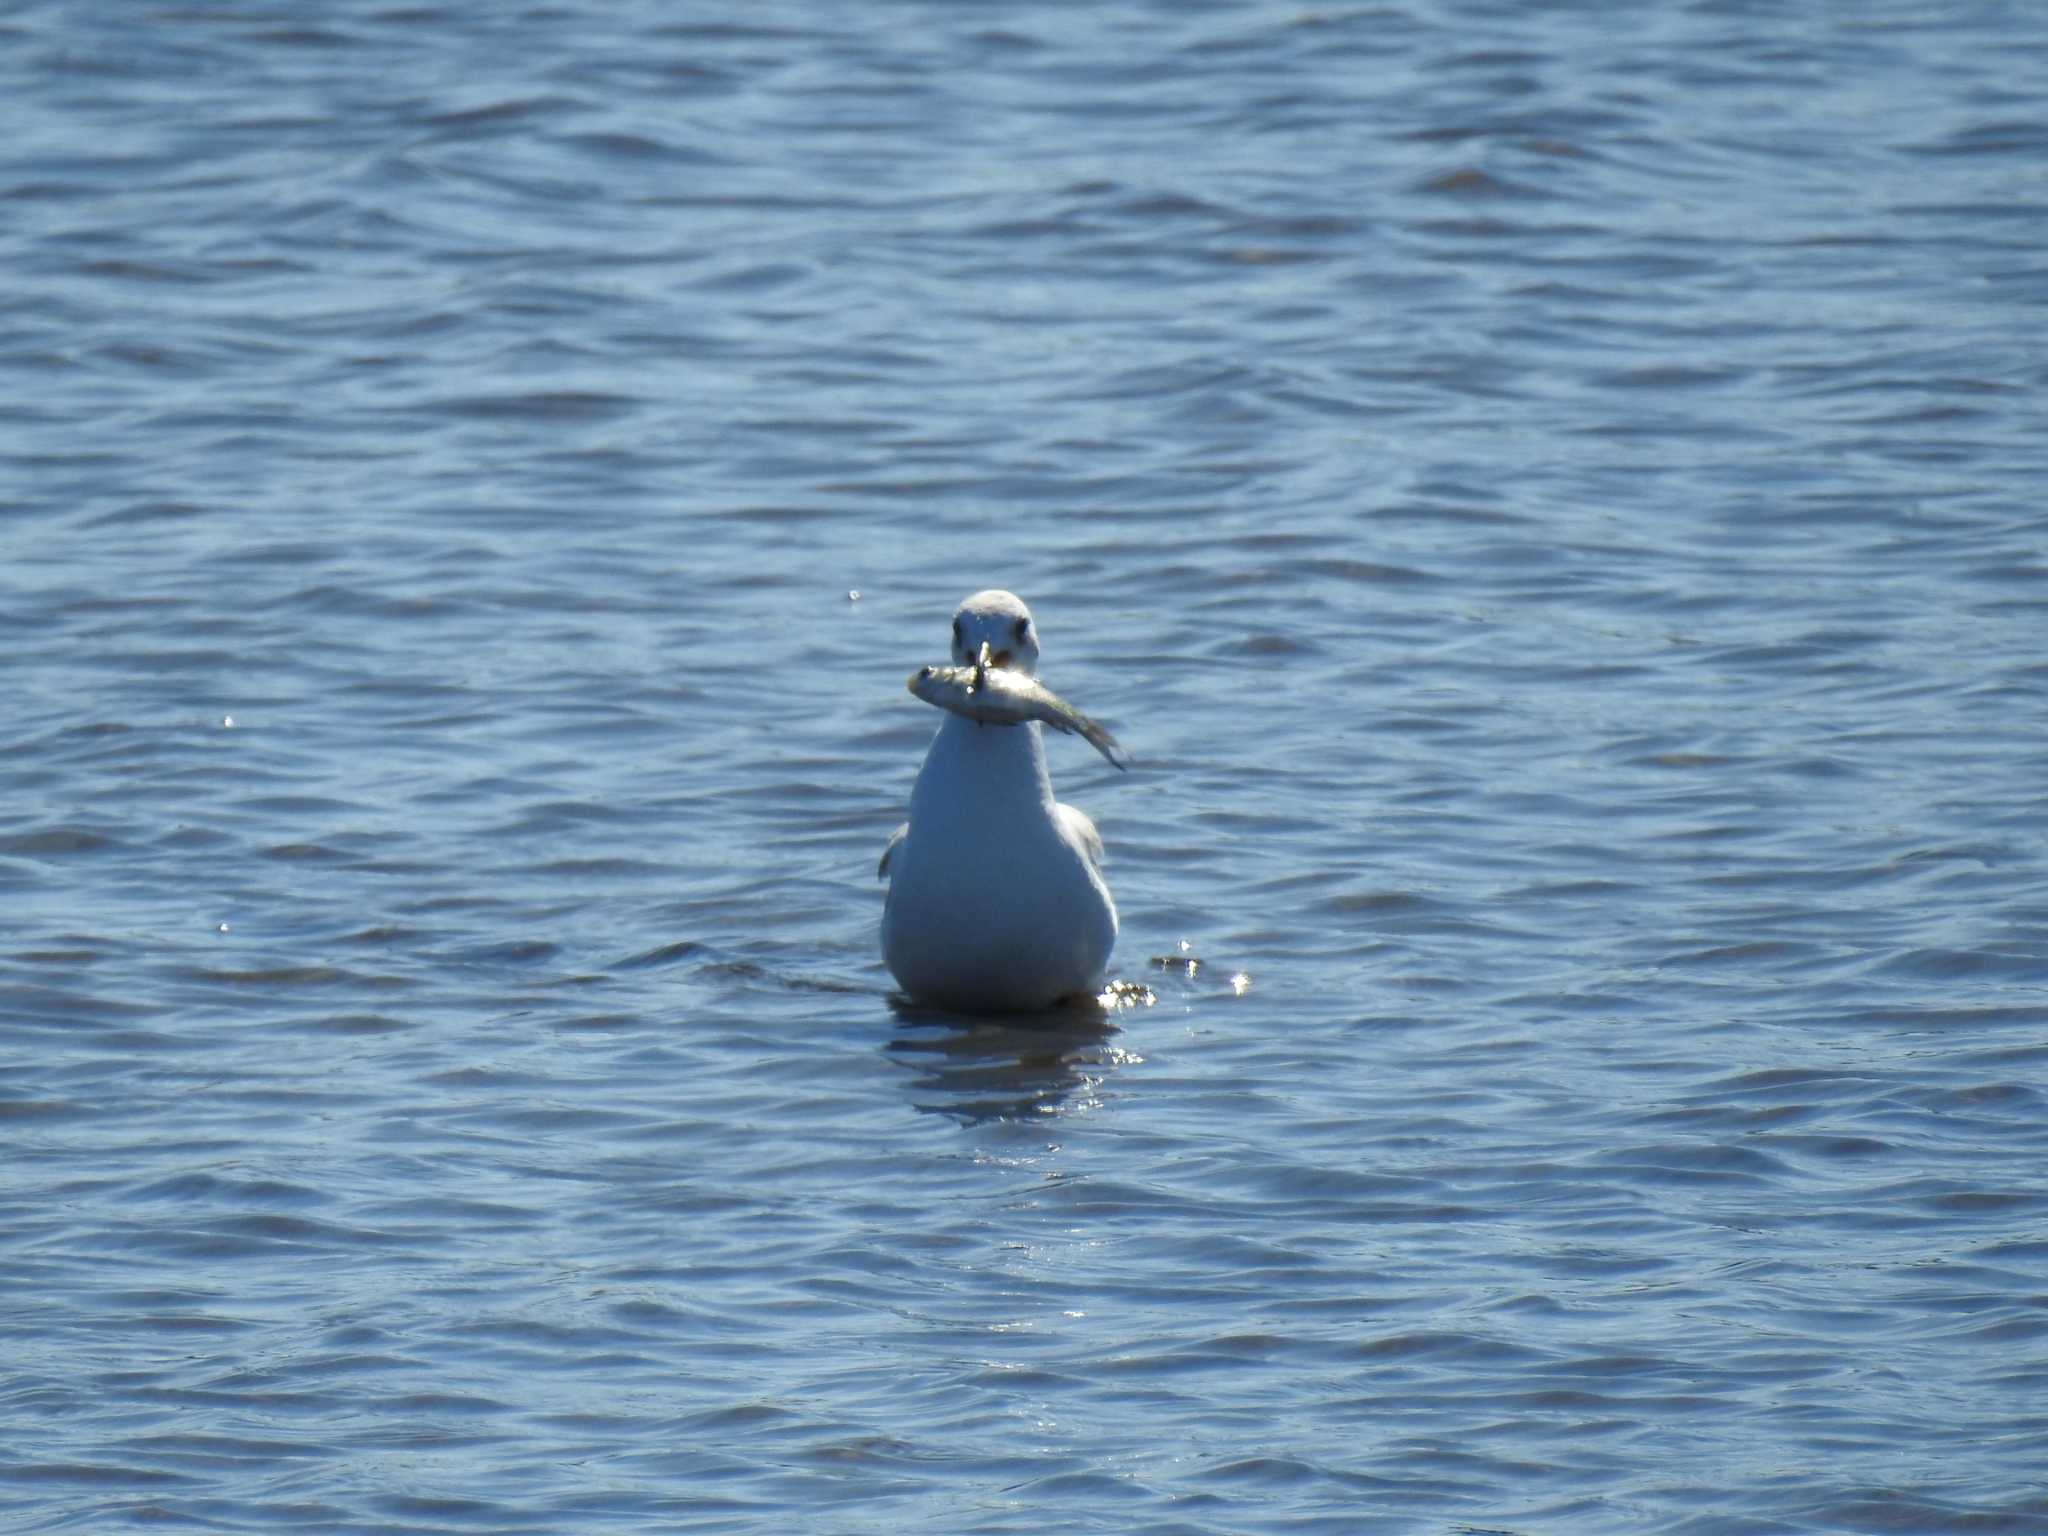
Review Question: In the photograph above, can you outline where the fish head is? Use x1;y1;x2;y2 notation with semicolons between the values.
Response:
907;664;944;704
909;663;978;710
951;589;1040;675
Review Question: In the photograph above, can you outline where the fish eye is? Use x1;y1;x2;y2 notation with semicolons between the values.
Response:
918;665;933;679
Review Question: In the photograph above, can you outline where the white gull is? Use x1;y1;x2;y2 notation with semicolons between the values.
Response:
879;590;1118;1012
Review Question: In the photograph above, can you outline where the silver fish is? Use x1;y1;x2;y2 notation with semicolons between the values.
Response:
908;643;1131;771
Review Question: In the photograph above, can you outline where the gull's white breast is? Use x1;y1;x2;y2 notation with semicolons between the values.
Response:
881;710;1116;1012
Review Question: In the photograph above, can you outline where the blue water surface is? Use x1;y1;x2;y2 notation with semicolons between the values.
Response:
4;2;2047;1532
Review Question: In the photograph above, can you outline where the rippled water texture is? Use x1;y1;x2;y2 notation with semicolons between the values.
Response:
5;2;2048;1532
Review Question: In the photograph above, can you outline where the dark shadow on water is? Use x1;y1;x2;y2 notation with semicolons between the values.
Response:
885;992;1130;1126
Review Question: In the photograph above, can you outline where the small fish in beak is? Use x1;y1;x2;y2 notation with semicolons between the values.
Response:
908;652;1130;772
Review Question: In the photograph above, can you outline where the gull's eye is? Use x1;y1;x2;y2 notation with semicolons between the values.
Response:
951;618;964;649
1014;617;1031;642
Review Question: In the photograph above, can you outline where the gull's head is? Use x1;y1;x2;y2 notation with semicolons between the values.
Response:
950;589;1041;675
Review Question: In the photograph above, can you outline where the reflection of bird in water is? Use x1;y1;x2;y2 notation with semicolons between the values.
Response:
887;1003;1129;1126
880;590;1118;1013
